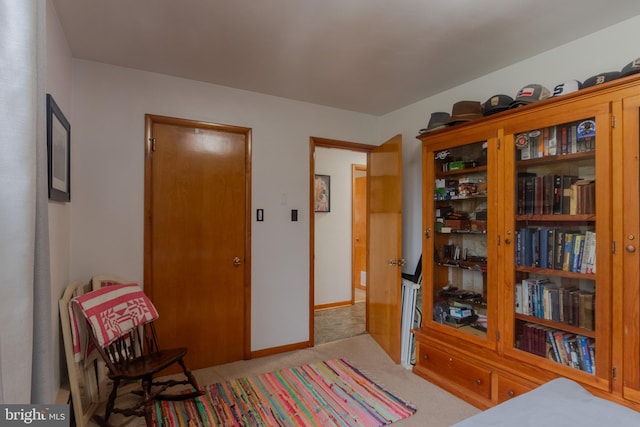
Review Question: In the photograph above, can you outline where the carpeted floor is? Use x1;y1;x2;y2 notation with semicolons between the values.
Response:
90;334;479;427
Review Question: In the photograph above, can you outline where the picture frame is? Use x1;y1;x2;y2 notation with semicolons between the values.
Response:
46;94;71;202
314;174;330;212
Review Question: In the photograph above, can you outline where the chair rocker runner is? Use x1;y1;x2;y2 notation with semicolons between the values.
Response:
71;282;203;426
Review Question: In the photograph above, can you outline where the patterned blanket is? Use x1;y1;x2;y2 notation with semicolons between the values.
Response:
69;282;159;361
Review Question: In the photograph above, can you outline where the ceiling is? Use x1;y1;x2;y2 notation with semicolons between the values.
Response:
52;0;640;116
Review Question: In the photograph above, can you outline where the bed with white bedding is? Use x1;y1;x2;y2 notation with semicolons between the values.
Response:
451;377;640;427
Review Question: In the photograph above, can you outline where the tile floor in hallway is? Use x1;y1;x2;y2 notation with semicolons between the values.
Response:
314;289;366;345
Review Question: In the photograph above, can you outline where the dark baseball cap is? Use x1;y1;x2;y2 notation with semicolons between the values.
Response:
621;58;640;78
483;94;514;116
583;71;620;88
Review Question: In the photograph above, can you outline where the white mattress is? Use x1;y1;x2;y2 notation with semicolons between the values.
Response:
451;378;640;427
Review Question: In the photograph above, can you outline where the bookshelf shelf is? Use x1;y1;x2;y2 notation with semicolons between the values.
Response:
414;75;640;411
515;266;595;280
515;314;595;338
515;151;595;167
516;214;596;222
436;261;488;272
436;165;487;177
437;230;487;235
435;194;488;201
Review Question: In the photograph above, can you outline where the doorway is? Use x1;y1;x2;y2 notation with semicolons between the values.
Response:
310;137;377;348
144;114;252;370
310;135;404;362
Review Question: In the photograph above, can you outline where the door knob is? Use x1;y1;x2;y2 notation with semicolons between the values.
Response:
233;257;242;267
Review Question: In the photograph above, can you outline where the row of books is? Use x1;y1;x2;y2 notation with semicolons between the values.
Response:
516;120;596;160
515;279;595;330
517;173;595;216
517;322;595;374
515;228;596;274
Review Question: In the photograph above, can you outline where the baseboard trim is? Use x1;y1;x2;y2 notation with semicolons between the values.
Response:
314;300;352;311
250;340;310;359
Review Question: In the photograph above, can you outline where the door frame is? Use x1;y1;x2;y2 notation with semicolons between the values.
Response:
309;136;374;345
144;114;253;359
352;164;367;299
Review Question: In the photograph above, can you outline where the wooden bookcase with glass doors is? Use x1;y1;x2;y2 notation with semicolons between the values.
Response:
413;74;640;411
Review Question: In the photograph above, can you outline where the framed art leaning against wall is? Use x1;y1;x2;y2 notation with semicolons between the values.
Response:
46;93;70;202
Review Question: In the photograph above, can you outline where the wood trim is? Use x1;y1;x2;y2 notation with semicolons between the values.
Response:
311;137;374;152
352;164;367;298
250;341;309;359
309;136;374;347
314;300;353;311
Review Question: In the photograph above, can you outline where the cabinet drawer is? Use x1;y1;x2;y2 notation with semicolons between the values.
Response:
419;344;492;399
496;375;533;403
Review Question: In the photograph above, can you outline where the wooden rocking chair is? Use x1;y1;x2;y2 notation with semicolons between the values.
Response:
72;283;203;426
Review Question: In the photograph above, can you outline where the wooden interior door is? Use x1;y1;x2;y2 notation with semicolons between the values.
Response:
144;114;251;370
368;134;403;363
352;164;367;296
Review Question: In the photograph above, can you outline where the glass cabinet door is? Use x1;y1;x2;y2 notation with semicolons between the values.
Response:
424;132;498;344
504;103;611;383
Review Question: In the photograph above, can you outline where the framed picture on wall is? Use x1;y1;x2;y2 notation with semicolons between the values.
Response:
314;174;330;212
46;94;71;202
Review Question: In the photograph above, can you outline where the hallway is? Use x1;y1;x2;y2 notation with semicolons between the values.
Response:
314;289;366;345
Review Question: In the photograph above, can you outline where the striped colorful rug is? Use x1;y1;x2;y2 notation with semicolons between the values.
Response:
154;358;416;426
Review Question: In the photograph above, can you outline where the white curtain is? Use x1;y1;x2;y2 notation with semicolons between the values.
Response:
0;0;53;403
31;0;55;403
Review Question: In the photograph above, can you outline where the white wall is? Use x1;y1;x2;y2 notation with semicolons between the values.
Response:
45;0;73;391
68;61;379;351
378;14;640;277
315;148;367;305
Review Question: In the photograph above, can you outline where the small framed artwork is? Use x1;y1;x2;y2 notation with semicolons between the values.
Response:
314;174;330;212
46;94;71;202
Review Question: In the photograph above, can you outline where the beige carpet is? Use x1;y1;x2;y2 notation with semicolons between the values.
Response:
90;334;480;426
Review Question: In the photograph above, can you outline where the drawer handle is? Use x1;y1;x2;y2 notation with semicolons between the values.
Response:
508;390;515;398
423;355;429;360
475;379;482;385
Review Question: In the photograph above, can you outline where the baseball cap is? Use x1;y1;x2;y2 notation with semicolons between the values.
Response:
483;94;514;116
551;80;582;97
510;84;551;108
582;71;620;88
621;58;640;78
